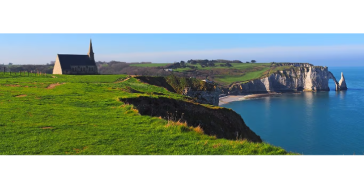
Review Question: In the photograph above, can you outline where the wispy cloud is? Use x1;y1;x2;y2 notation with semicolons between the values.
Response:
97;45;364;65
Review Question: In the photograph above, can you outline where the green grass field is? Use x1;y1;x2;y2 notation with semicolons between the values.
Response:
0;73;291;155
214;67;271;84
172;63;273;85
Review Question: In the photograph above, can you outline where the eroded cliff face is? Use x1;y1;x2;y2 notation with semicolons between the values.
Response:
182;86;221;106
121;96;262;142
228;64;347;94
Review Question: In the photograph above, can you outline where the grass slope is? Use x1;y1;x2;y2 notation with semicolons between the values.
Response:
0;73;291;155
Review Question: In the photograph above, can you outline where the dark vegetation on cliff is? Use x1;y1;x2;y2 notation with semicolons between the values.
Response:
0;73;290;154
136;75;221;105
136;75;216;94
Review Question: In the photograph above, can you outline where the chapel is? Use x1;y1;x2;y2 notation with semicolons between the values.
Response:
52;40;98;75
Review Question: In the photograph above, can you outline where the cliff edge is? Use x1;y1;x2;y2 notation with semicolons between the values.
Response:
121;96;262;142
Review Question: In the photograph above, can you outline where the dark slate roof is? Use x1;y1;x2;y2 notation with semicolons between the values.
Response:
58;54;96;70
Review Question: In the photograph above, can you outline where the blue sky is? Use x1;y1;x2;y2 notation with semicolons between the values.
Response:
1;34;364;66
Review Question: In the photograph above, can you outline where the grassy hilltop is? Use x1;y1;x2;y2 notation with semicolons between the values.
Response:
0;73;291;155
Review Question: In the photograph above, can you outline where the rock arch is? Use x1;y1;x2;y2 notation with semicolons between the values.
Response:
328;72;347;91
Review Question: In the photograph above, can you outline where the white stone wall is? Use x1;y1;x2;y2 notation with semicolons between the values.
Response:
52;56;63;74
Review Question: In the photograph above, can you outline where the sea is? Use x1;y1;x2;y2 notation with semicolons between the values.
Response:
221;67;364;155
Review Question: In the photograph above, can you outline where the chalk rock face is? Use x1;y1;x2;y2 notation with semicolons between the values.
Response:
338;72;348;90
228;64;333;94
182;87;221;106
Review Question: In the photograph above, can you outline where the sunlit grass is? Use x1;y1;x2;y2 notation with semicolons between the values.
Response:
0;74;292;155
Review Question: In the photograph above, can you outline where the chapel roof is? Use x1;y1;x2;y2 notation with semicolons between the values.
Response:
57;54;96;70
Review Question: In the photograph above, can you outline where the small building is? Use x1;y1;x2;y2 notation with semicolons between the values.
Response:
52;40;98;75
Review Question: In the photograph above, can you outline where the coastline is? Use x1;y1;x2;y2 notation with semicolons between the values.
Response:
219;93;282;105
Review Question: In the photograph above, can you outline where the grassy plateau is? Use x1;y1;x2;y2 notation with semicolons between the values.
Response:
172;63;277;86
0;73;291;155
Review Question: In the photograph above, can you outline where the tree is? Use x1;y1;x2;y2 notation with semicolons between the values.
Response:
207;61;215;67
173;62;181;68
251;60;256;63
190;60;197;64
246;61;250;63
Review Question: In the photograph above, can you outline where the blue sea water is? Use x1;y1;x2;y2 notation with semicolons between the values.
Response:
221;67;364;155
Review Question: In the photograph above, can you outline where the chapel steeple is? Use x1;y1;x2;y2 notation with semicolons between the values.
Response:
88;39;95;62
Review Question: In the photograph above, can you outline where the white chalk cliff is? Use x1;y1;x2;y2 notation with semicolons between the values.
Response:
228;64;347;94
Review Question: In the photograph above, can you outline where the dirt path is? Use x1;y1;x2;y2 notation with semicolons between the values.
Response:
46;82;65;89
114;77;130;83
4;84;21;87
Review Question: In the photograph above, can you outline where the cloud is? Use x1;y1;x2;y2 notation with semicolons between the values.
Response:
97;45;364;65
